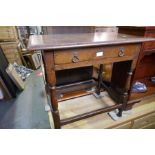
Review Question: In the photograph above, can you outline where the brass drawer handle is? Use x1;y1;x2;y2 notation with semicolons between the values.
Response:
118;48;125;57
72;55;79;63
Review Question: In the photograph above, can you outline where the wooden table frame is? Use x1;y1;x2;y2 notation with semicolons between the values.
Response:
42;46;139;129
28;32;155;129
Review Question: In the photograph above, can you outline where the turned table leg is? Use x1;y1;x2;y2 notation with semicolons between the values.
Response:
43;51;61;129
96;64;103;95
117;70;133;117
50;86;61;129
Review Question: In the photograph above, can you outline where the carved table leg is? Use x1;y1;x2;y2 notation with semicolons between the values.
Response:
43;51;61;129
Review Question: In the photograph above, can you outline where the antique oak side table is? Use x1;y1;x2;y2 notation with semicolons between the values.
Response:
28;32;154;129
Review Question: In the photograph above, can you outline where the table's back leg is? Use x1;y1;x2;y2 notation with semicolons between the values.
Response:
110;60;136;116
42;51;61;129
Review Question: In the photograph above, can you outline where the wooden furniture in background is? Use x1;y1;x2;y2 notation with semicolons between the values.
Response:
0;41;22;65
0;26;18;41
28;32;154;128
119;27;155;108
0;26;23;65
17;43;41;70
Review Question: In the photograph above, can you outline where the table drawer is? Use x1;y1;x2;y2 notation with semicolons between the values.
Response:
132;112;155;129
54;44;140;65
143;32;155;50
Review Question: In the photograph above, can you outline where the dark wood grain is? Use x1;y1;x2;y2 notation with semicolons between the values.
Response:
28;32;155;51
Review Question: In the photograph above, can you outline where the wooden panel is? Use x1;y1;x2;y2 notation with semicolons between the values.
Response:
118;26;145;36
114;122;132;129
0;26;18;41
55;56;138;71
56;79;96;100
54;44;141;65
58;90;92;102
132;112;155;129
143;32;155;50
134;53;155;79
142;123;155;129
0;42;22;65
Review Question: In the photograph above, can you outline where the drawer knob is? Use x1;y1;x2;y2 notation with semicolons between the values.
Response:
118;48;125;57
72;55;79;63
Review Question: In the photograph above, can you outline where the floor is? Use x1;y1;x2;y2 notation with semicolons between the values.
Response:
0;69;51;129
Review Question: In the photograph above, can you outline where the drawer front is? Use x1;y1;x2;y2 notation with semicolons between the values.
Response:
132;112;155;129
54;44;140;65
143;32;155;50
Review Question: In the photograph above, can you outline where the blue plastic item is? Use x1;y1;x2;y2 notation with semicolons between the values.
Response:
131;82;147;93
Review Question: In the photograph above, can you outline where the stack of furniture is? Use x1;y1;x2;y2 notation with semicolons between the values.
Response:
17;26;41;70
0;26;23;65
118;27;155;108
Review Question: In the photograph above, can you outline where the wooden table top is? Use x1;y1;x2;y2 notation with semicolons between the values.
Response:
28;32;155;50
